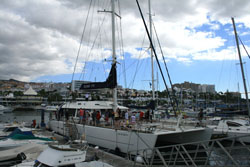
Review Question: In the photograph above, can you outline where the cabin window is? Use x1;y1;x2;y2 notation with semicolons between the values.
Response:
227;121;242;127
78;103;81;105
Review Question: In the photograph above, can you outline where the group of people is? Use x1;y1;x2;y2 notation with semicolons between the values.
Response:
79;108;101;126
77;108;154;128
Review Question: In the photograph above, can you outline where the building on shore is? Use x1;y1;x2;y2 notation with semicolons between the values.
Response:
173;81;216;94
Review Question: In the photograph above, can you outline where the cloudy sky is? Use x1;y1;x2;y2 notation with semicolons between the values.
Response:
1;0;250;93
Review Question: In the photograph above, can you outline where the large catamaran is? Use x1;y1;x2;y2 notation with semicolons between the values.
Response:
49;0;212;156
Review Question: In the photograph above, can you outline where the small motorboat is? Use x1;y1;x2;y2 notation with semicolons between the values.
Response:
13;142;113;167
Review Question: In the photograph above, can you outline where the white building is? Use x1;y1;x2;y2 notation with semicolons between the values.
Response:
198;84;215;93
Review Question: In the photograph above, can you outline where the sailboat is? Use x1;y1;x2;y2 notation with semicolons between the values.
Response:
207;18;250;142
49;0;213;157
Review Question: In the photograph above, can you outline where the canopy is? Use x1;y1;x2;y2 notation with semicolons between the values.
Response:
24;86;37;95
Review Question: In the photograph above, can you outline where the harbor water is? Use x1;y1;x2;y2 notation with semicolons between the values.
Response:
0;110;50;127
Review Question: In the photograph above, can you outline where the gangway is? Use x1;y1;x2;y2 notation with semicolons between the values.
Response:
128;134;250;167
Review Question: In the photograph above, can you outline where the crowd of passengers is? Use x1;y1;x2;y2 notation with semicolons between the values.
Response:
64;108;154;128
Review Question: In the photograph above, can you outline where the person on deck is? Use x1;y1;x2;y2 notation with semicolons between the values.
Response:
32;119;36;128
104;110;109;125
145;109;150;122
96;111;101;126
79;108;84;124
110;110;114;127
198;108;204;124
92;110;97;126
85;110;89;125
131;114;136;125
82;109;86;124
136;112;140;121
149;109;154;123
114;108;120;128
139;111;144;122
125;110;129;125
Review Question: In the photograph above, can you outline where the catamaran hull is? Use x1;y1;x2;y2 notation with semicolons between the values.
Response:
49;121;212;155
156;128;212;146
49;121;157;155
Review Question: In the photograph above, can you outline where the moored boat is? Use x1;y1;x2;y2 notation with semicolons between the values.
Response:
12;143;113;167
49;0;213;157
207;117;250;142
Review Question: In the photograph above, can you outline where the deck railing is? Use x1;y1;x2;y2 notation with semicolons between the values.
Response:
128;134;250;167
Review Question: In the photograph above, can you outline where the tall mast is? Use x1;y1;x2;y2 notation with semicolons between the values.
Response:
111;0;117;111
148;0;155;101
232;17;250;117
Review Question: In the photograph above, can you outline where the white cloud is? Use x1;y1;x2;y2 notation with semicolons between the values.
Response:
0;0;250;81
210;23;220;30
192;46;238;61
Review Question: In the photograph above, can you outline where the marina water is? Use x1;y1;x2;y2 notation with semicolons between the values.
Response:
0;110;50;126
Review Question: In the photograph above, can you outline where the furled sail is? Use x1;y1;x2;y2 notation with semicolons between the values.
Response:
80;64;117;89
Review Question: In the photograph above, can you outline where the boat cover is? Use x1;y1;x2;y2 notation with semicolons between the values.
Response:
7;128;53;141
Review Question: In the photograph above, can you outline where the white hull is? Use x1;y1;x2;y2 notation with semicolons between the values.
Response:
85;125;158;154
0;143;47;162
0;138;51;151
208;119;250;143
0;105;12;113
12;144;113;167
49;120;212;155
211;129;250;143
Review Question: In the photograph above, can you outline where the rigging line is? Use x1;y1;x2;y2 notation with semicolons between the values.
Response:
88;63;96;81
80;1;109;81
92;0;111;80
81;0;97;81
136;0;178;114
234;53;240;92
244;63;250;93
100;33;108;79
227;35;238;91
111;36;148;88
71;0;93;84
119;49;147;88
99;1;111;79
238;35;250;59
152;21;175;97
236;60;240;90
129;34;147;89
79;0;97;80
117;0;127;89
88;65;95;81
227;53;234;91
115;14;121;84
129;50;144;89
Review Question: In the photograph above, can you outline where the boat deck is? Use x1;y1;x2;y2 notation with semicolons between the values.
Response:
86;147;145;167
